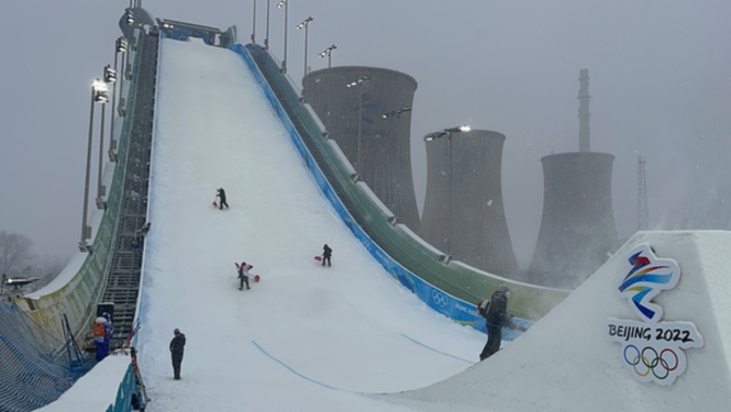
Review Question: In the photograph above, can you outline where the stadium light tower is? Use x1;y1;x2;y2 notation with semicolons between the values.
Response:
347;76;370;170
80;79;110;252
277;0;288;73
297;16;313;76
382;106;412;119
251;0;257;44
264;0;271;49
423;124;471;254
96;66;115;210
109;37;126;162
318;44;336;68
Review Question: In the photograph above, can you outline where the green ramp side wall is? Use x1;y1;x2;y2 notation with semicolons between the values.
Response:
12;28;148;349
236;43;569;331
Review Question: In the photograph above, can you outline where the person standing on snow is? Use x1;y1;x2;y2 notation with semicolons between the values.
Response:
93;313;113;361
322;244;332;267
216;188;229;209
238;261;252;290
170;328;186;380
477;285;525;361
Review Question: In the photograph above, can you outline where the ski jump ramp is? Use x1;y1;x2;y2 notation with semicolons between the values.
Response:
39;30;730;412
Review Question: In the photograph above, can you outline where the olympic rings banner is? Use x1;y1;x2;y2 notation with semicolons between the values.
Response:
607;244;704;385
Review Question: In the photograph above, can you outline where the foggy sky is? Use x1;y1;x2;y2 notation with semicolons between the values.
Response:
1;1;729;266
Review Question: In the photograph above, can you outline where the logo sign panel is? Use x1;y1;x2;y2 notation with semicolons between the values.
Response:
607;244;703;385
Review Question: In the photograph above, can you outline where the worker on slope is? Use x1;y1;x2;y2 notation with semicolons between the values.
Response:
477;285;526;361
238;261;252;290
321;244;332;267
170;328;186;380
216;188;229;209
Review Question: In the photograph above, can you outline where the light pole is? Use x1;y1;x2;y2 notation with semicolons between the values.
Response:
318;44;337;126
318;44;336;68
125;8;134;25
251;0;257;44
382;106;412;119
264;0;271;49
109;37;126;162
382;106;412;194
80;79;110;252
277;0;288;73
96;66;116;210
424;124;471;255
347;76;369;170
297;16;313;76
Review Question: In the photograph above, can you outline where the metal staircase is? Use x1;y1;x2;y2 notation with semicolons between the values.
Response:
101;31;158;348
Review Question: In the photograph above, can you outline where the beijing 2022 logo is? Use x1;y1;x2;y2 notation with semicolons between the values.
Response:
607;244;703;386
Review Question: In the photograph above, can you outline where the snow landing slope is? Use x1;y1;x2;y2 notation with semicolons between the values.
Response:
134;37;487;411
382;231;731;412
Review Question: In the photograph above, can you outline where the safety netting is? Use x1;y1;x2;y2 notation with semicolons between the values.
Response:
0;300;93;412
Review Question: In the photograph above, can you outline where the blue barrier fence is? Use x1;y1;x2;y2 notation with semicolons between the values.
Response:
105;364;136;412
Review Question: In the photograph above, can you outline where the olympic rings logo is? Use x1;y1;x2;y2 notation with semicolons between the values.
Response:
431;290;448;308
622;344;679;380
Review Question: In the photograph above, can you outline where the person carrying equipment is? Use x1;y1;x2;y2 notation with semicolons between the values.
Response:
238;261;253;290
216;188;229;209
321;244;332;267
477;285;526;361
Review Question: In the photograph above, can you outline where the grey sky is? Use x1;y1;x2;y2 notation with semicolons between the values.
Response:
1;1;730;266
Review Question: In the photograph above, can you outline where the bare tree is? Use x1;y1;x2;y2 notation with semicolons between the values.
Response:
26;256;67;291
0;230;34;276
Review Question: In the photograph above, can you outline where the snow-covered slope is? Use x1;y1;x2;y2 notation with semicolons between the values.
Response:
384;231;731;411
134;37;486;411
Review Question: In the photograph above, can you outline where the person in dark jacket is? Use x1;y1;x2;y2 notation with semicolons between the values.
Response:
477;285;525;361
170;328;186;380
216;188;229;209
322;244;332;267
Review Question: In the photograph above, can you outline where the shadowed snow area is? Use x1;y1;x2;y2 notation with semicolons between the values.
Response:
134;38;486;411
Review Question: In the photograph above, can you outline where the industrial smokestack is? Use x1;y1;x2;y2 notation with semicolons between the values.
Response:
578;68;591;152
528;69;618;288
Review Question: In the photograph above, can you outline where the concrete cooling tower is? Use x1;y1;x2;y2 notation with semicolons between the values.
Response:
529;152;618;287
302;67;420;232
529;69;618;288
420;129;518;277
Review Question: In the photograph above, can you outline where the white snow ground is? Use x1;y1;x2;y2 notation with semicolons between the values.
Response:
38;37;730;412
132;38;487;411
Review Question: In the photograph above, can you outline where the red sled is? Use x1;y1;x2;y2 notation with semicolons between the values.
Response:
235;263;259;282
314;256;322;261
213;201;218;208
